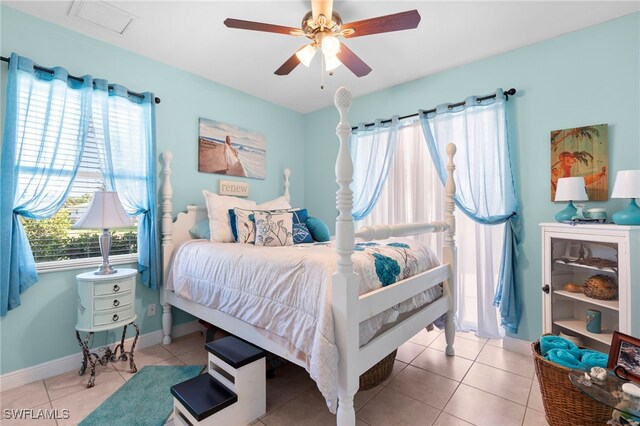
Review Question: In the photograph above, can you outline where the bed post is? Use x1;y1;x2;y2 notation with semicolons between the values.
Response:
443;144;457;356
332;87;359;426
160;151;174;345
284;168;291;203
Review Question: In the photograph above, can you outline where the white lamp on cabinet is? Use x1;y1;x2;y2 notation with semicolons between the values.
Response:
73;191;133;274
611;170;640;225
554;177;588;222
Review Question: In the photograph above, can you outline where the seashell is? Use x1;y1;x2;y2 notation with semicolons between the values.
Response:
583;274;617;300
564;282;584;293
590;367;607;381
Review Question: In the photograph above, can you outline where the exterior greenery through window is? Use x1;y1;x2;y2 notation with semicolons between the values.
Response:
21;127;138;264
21;196;137;263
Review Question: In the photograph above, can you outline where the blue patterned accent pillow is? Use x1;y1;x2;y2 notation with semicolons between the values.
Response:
305;216;330;242
231;208;313;244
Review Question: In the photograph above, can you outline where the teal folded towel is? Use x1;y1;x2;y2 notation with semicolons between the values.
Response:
545;348;585;371
580;350;608;370
540;335;581;359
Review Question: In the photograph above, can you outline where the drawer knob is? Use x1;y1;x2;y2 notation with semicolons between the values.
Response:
113;299;120;307
113;314;119;322
113;284;120;292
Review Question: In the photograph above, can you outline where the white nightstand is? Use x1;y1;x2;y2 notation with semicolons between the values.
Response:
75;268;140;387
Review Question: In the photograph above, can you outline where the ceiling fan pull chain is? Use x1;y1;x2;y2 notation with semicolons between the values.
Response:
320;54;325;90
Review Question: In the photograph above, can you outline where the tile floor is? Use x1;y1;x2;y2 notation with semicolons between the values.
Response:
0;329;549;426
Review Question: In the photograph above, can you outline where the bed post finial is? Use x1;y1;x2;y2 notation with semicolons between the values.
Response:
161;151;174;345
333;86;358;426
444;143;457;356
284;168;291;203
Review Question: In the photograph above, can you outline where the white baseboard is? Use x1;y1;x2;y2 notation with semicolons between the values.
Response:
503;336;533;356
0;320;202;392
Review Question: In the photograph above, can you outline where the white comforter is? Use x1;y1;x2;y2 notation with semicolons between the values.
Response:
168;238;442;412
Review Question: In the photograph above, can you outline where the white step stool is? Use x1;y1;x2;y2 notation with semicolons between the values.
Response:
171;336;267;425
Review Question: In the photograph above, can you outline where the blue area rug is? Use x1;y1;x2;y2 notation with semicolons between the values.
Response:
80;365;203;426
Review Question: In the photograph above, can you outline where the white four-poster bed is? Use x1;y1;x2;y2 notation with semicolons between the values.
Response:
159;87;457;426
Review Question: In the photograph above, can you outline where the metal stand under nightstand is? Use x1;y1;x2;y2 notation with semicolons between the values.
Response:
75;322;140;387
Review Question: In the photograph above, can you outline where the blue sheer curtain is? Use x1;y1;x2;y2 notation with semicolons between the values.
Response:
0;53;93;315
419;89;521;333
93;82;160;290
350;117;399;220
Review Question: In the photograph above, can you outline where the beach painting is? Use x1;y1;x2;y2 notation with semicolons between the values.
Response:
198;118;266;179
550;123;608;201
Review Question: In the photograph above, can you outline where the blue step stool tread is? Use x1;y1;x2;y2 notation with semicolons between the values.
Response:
171;374;237;421
205;336;266;369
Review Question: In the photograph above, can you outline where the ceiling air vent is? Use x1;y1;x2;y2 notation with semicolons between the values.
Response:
68;0;136;35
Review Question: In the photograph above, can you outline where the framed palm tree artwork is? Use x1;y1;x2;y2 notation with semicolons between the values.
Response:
550;123;608;201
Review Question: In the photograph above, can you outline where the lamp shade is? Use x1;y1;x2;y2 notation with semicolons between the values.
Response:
555;177;588;202
73;191;133;229
611;170;640;199
295;44;316;67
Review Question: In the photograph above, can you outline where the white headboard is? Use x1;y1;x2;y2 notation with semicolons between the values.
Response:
160;154;292;259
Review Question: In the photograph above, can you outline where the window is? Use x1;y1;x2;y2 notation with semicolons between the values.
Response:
14;70;137;268
359;120;504;335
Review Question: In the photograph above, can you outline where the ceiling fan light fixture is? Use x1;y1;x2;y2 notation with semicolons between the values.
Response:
321;34;340;57
324;53;342;71
296;44;316;67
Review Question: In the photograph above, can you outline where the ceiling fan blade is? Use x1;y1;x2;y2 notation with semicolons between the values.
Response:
342;10;421;38
336;43;372;77
311;0;333;23
224;18;301;35
274;51;302;76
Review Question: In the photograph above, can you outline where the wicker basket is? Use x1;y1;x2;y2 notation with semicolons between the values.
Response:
359;349;397;390
532;339;612;426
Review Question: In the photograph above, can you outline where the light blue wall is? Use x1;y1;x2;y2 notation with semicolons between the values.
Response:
0;6;305;374
303;13;640;342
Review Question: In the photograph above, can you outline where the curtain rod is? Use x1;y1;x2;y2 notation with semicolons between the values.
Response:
0;56;161;104
352;88;516;130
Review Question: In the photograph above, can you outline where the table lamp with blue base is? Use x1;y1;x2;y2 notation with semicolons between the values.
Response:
611;170;640;225
555;177;588;222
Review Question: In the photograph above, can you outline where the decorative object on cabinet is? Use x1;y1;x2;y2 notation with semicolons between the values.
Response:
584;274;618;300
608;331;640;384
72;191;134;275
611;170;640;225
572;205;607;223
554;177;588;222
563;282;584;293
76;268;139;387
541;223;639;353
550;123;608;201
198;118;266;180
586;309;602;334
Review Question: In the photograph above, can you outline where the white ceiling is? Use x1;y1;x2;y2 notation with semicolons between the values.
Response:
5;1;639;113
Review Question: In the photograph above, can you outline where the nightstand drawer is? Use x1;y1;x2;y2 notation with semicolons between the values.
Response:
93;306;134;327
94;292;133;312
94;279;133;296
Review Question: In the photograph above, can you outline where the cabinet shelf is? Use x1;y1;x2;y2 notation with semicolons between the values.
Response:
553;290;619;311
553;319;613;346
553;258;616;274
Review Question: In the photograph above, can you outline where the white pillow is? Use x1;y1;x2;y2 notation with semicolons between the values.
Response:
256;196;291;210
203;190;256;243
254;211;293;247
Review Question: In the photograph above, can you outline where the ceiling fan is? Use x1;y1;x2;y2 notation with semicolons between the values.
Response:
224;0;421;77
